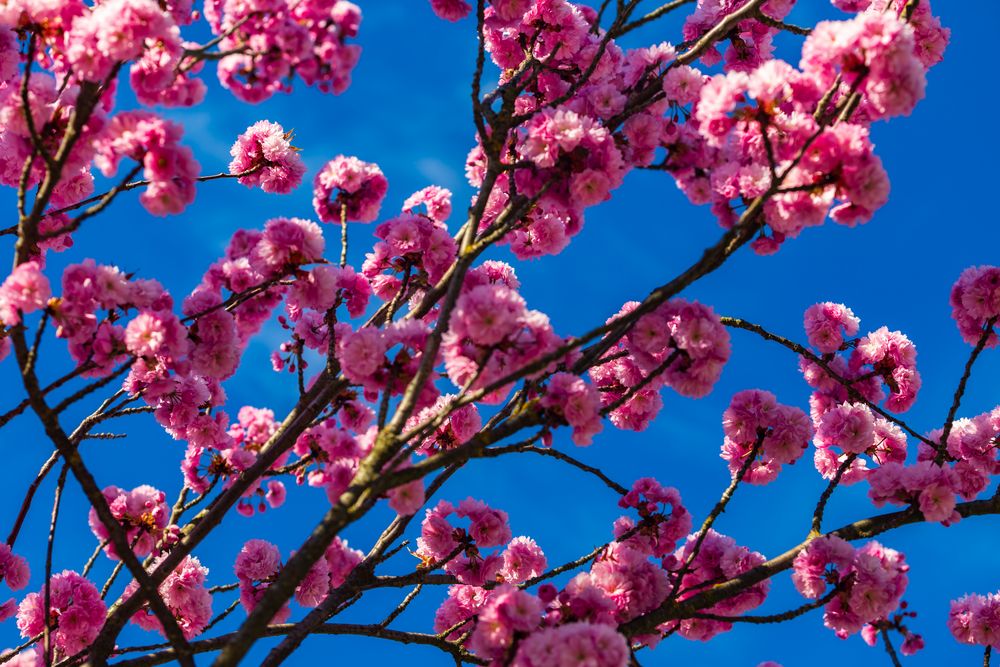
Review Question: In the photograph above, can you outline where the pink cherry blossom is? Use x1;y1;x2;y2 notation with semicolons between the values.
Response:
124;555;212;639
229;121;306;195
541;372;604;446
88;484;170;559
950;266;1000;347
313;155;388;223
16;571;106;656
804;302;861;354
511;622;630;667
0;545;29;591
429;0;471;22
0;262;50;327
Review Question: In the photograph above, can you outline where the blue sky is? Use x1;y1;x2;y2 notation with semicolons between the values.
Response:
1;1;999;665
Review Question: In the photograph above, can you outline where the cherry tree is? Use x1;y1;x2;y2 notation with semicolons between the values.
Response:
0;0;996;666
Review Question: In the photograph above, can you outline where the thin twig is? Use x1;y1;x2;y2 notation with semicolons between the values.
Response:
938;316;998;459
43;464;69;667
7;450;59;547
881;628;903;667
81;541;107;579
673;430;766;593
379;584;423;628
811;453;858;535
691;583;840;624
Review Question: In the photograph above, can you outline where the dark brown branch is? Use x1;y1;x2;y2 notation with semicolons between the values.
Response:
179;276;285;325
0;634;43;666
82;541;107;578
52;364;132;415
202;599;241;636
41;164;143;240
522;524;644;589
44;169;258;222
24;311;49;378
0;364;95;429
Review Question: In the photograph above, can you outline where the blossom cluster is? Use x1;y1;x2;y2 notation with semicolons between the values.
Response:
313;156;389;224
16;571;106;657
442;269;564;404
229;121;306;195
416;498;537;586
590;299;731;432
798;303;921;482
234;537;363;623
866;405;1000;524
432;479;701;663
0;0;979;664
439;0;947;257
288;407;425;513
0;0;365;257
205;0;362;102
0;71;103;211
949;591;1000;649
800;274;1000;524
0;545;29;623
182;406;289;518
669;530;770;641
686;7;947;252
0;262;50;330
88;484;172;559
541;372;603;446
123;555;213;640
363;207;458;296
94;111;199;216
792;536;909;640
720;389;813;484
950;265;1000;347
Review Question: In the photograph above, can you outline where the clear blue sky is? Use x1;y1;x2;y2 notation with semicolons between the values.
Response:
1;1;998;665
